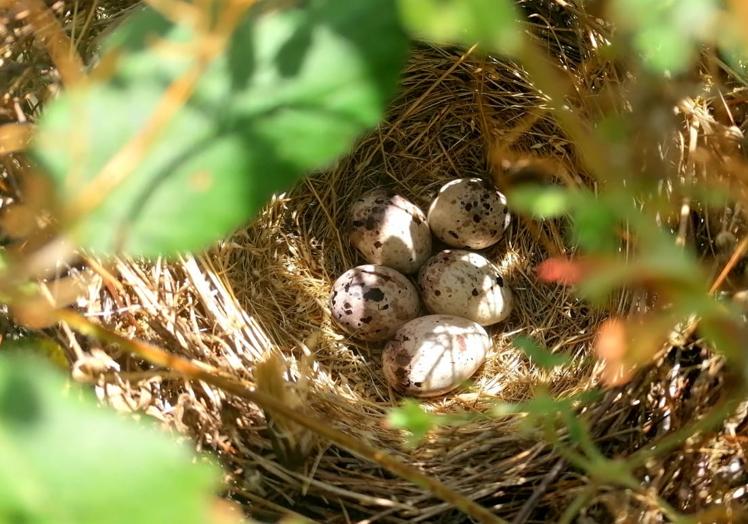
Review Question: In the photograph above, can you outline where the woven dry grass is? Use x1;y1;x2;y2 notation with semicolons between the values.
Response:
3;0;748;522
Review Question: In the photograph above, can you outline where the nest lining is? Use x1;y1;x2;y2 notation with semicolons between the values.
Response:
76;34;619;523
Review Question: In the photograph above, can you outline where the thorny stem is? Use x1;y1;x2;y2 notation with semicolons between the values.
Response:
57;309;507;524
0;124;34;154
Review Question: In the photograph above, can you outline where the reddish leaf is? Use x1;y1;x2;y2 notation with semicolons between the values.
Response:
594;318;633;386
537;257;589;285
595;318;626;361
594;314;674;387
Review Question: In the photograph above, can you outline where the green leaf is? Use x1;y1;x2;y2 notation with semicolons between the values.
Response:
0;353;219;524
0;336;69;370
513;335;569;369
397;0;522;55
508;185;572;218
387;399;439;446
612;0;717;73
33;1;408;256
570;197;620;254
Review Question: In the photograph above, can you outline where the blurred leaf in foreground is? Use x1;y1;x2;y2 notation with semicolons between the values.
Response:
33;1;408;257
611;0;717;73
508;185;571;218
397;0;522;55
0;335;68;370
387;399;439;447
513;335;570;369
0;353;219;523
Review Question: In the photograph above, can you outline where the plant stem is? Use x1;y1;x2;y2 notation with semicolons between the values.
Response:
22;0;85;86
57;309;507;524
626;392;742;469
516;39;615;184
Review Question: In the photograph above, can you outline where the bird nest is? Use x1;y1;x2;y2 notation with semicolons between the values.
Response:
5;0;748;522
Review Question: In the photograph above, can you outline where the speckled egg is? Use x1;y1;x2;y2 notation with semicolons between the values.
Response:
427;178;510;249
349;190;432;274
418;250;513;326
329;265;421;341
382;315;490;397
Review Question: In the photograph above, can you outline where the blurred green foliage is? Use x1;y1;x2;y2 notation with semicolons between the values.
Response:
513;335;570;369
0;353;219;523
612;0;718;73
397;0;521;54
33;0;407;256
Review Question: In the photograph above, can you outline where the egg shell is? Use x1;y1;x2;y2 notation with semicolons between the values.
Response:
329;265;420;341
349;190;432;274
418;250;513;326
427;178;510;249
382;315;490;397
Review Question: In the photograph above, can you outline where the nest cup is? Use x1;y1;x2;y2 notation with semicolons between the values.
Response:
77;32;616;523
50;2;746;522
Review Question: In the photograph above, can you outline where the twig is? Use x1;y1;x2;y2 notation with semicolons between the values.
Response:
22;0;85;86
0;123;34;154
558;484;596;524
510;457;564;524
57;309;507;524
516;39;614;183
627;392;742;469
709;234;748;294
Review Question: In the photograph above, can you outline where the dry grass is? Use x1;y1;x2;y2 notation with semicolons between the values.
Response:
3;0;748;522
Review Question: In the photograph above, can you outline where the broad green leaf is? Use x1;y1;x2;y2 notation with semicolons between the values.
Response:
612;0;717;73
508;185;571;218
513;335;570;369
33;1;408;256
0;336;68;370
570;197;620;254
0;353;219;524
397;0;522;55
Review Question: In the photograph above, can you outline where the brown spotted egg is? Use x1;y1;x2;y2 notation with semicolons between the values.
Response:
427;178;510;249
349;190;432;274
329;265;420;342
382;315;490;397
418;250;513;326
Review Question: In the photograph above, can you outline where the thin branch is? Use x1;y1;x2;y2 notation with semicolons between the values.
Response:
22;0;85;86
710;234;748;294
0;123;34;154
627;392;742;469
516;39;615;184
57;309;507;524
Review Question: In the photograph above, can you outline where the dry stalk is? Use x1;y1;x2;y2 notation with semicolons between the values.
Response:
57;309;508;524
21;0;85;86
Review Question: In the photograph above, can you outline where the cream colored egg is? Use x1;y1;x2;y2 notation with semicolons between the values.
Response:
349;190;432;274
382;315;490;397
427;178;509;249
329;265;420;342
418;250;512;326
